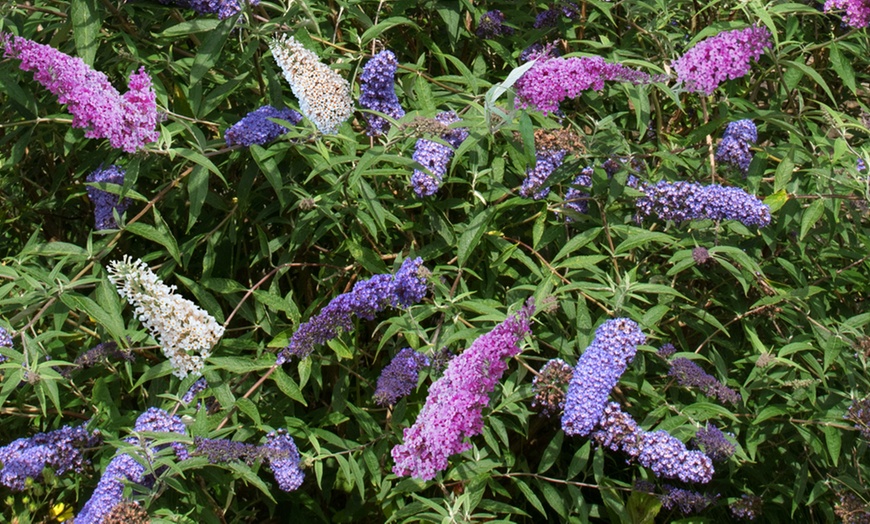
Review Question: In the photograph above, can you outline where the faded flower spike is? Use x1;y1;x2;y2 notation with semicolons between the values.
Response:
270;35;353;134
636;180;771;227
531;358;574;416
225;105;302;147
86;165;132;230
673;27;772;95
359;50;406;136
668;357;741;406
410;111;469;197
108;256;224;378
2;34;160;153
277;257;429;364
392;302;534;480
374;348;430;406
562;318;645;436
0;425;101;491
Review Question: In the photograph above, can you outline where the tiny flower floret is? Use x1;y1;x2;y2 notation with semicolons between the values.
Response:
270;35;353;134
391;303;534;480
2;34;159;153
673;27;772;95
108;256;224;378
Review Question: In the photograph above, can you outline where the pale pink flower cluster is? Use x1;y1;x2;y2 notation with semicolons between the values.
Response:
108;256;224;378
2;34;160;153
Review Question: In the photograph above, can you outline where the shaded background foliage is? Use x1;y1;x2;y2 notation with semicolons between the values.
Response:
0;0;869;522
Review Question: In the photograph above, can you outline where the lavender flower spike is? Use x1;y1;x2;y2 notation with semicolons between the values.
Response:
265;429;304;491
225;105;302;147
673;27;772;95
668;357;741;406
75;408;187;524
359;50;406;136
159;0;260;20
2;34;160;153
410;111;469;197
86;165;132;230
374;348;430;406
277;257;429;364
593;402;714;483
562;318;645;436
0;326;12;363
520;149;567;200
636;180;771;227
716;120;757;174
270;35;353;134
392;302;534;480
0;425;101;491
476;10;514;38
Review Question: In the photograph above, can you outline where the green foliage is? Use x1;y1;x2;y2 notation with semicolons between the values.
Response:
0;0;869;522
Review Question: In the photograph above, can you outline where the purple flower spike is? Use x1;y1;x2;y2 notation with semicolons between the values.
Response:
2;35;159;153
636;180;771;227
276;258;429;364
86;165;132;230
159;0;260;20
515;55;652;114
0;425;101;491
673;27;772;95
265;429;304;492
410;111;469;197
668;358;741;406
661;485;719;514
521;149;567;200
182;377;208;404
359;50;406;136
392;302;534;480
561;319;645;436
374;348;430;406
593;402;714;483
693;424;735;462
75;408;186;524
824;0;870;28
225;105;302;147
476;10;514;38
0;326;12;363
563;166;593;219
716;120;757;173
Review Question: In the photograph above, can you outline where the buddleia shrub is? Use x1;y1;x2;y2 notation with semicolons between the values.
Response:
0;0;869;522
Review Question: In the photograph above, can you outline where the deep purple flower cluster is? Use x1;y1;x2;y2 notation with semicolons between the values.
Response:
225;105;302;147
693;425;735;462
658;343;677;358
730;493;763;520
182;377;208;404
359;50;406;135
846;397;870;438
592;402;715;483
534;2;581;28
531;358;574;416
858;158;867;172
476;10;514;38
75;408;186;524
668;358;741;405
561;319;645;436
159;0;259;19
716;120;757;173
62;341;136;377
0;425;101;491
824;0;870;28
521;149;567;199
563;167;593;218
86;166;132;230
635;180;771;227
0;326;12;363
673;27;772;95
410;112;469;197
194;437;262;464
264;429;304;491
520;43;561;63
2;35;159;153
374;348;430;406
515;56;652;114
661;485;719;514
276;258;428;364
392;303;534;480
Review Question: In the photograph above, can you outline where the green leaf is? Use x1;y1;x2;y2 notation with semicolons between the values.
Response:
234;397;261;425
458;208;496;267
125;222;181;265
829;43;856;94
360;17;420;45
271;367;308;406
160;19;222;38
764;189;789;213
823;425;841;467
208;357;274;373
537;431;563;474
70;0;100;66
513;478;546;517
783;59;836;105
186;166;208;232
799;199;824;241
59;292;126;342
